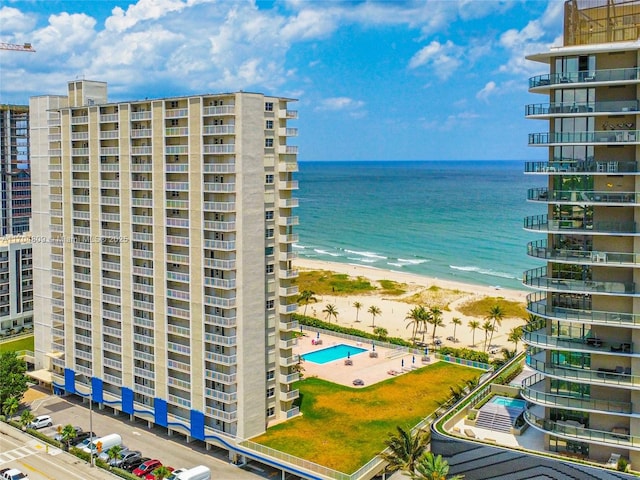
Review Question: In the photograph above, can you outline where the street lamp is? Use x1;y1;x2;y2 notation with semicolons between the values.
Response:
75;373;94;468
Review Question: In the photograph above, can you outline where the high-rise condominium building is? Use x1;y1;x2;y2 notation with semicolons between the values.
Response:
524;0;640;466
30;79;300;445
0;105;31;235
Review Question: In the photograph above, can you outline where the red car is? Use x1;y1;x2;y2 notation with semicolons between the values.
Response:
145;466;174;480
132;459;162;477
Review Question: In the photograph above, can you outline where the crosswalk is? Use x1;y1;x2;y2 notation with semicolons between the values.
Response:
0;441;62;465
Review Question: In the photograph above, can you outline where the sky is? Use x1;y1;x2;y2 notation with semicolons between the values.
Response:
0;0;564;161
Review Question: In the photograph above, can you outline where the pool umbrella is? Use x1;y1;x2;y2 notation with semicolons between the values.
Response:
401;359;404;368
412;355;415;364
424;347;429;355
372;342;375;352
347;351;351;359
317;332;320;339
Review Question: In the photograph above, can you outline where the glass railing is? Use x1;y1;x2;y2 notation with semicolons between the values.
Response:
525;160;639;174
529;130;639;145
524;214;637;234
529;67;640;88
524;410;639;449
521;373;632;414
526;292;640;326
523;266;636;295
527;240;640;266
526;356;639;388
522;326;634;355
528;188;640;204
525;99;639;116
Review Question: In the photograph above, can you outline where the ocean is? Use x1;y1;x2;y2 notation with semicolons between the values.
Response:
293;160;546;291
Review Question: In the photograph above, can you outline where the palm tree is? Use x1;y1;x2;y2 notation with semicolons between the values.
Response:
451;317;462;342
485;304;505;352
322;303;339;323
2;397;19;421
468;320;480;347
368;305;381;328
405;306;425;343
60;424;79;450
353;301;363;322
482;320;495;351
508;325;523;352
421;308;433;343
151;466;173;480
429;306;445;344
297;290;318;316
20;409;34;430
374;326;388;341
378;426;430;473
411;452;464;480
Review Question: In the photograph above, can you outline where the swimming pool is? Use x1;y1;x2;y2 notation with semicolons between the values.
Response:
491;396;527;409
302;344;367;364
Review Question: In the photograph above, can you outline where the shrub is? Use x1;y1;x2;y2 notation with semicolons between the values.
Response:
438;347;489;363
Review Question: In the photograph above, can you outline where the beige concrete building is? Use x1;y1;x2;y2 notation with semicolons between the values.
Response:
524;0;640;467
29;80;300;446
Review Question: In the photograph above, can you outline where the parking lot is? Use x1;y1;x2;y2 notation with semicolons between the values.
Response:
22;387;281;479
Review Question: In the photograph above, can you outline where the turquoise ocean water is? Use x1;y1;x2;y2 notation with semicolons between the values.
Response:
294;160;546;292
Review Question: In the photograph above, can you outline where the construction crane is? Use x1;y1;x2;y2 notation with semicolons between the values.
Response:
0;42;35;52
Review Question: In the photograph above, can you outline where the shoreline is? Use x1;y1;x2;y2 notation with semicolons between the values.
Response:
293;258;530;354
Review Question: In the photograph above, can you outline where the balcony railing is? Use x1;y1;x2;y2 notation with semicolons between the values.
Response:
524;214;637;235
524;410;640;450
525;160;639;174
527;239;640;267
523;326;634;355
521;373;632;414
528;188;640;205
529;130;639;145
529;67;640;88
525;99;639;116
523;266;637;295
526;292;640;327
526;356;639;389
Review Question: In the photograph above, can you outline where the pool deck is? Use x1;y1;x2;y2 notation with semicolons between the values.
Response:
293;332;434;388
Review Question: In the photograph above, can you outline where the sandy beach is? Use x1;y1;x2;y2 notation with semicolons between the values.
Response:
294;258;529;354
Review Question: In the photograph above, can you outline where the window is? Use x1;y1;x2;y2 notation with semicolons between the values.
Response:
266;264;274;274
265;174;274;184
265;228;274;239
266;370;275;380
265;102;274;111
265;138;274;148
267;407;275;417
266;299;274;309
267;387;275;398
265;120;273;129
265;211;274;220
265;246;274;256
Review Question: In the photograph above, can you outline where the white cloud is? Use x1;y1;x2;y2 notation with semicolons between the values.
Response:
0;6;36;34
105;0;206;33
316;96;365;111
409;40;462;80
476;81;497;102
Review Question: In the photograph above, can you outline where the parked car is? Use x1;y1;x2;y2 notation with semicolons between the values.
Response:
110;450;142;468
122;457;151;473
72;431;97;445
28;415;52;429
53;425;82;442
133;459;163;477
97;446;132;463
168;465;211;480
0;468;29;480
145;466;174;480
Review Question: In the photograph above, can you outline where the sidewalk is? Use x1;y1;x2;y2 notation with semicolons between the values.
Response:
0;420;120;479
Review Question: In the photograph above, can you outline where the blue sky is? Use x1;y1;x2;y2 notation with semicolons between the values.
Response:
0;0;563;161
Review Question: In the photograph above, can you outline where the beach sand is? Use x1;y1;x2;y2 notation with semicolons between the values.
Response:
294;258;529;354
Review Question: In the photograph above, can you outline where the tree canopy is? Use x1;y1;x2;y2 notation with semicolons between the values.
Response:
0;351;28;412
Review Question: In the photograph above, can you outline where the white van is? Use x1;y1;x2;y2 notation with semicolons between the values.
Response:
81;433;122;456
173;465;211;480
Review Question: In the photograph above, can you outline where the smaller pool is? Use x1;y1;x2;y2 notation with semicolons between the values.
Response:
492;396;527;409
302;344;367;364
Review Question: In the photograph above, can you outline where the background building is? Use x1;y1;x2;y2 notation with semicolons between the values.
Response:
524;0;640;467
30;79;300;447
0;104;31;235
0;233;33;336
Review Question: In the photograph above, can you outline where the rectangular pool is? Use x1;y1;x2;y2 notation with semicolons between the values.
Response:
491;396;527;409
302;344;367;364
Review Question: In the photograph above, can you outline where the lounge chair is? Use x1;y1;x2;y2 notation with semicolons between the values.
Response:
606;453;621;468
464;428;476;438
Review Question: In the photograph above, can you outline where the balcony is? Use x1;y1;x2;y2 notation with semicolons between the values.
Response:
527;240;640;267
525;410;640;451
203;182;235;193
203;277;236;289
527;160;640;174
524;214;637;235
203;163;235;173
523;266;637;296
525;99;639;117
529;130;639;146
526;355;639;390
203;144;235;155
527;292;640;327
202;125;235;135
202;105;235;116
205;370;237;384
528;188;640;205
523;327;634;355
529;67;640;89
521;374;632;414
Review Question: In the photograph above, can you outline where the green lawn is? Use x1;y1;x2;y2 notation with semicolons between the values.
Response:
253;361;480;473
0;334;34;353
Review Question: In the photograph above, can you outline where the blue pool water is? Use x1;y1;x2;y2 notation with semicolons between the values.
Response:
492;396;527;409
302;344;367;364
